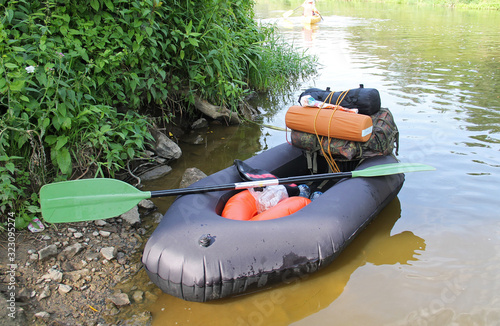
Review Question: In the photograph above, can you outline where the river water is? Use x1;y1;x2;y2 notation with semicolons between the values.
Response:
137;1;500;325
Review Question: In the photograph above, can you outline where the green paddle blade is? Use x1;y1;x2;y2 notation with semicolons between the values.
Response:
40;178;151;223
352;163;436;178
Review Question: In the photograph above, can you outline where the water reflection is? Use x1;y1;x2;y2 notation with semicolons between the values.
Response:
148;198;425;325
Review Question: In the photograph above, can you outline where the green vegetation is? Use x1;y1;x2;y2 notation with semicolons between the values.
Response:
373;0;500;10
0;0;317;229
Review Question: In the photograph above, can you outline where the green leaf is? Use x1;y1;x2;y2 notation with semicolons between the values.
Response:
100;125;111;133
57;103;67;116
127;147;135;159
41;118;51;134
147;78;154;89
5;163;15;174
9;79;25;92
104;0;114;10
62;117;72;130
186;20;193;34
45;135;58;146
188;38;199;47
17;133;28;149
158;70;166;80
132;42;140;52
56;148;72;175
55;136;69;151
4;63;18;69
15;215;30;230
90;0;99;11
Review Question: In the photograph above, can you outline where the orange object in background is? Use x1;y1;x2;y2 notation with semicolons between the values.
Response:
285;105;373;142
221;190;311;221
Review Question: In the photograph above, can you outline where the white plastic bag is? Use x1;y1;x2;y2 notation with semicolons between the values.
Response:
249;185;288;214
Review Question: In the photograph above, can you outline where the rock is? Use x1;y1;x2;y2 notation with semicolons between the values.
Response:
99;230;111;237
74;232;84;239
138;199;156;210
15;287;31;302
38;244;58;261
58;284;72;294
61;261;74;272
132;290;144;303
191;118;208;129
94;219;107;226
101;225;119;233
67;227;77;233
85;251;100;261
182;133;204;145
38;285;51;300
116;252;126;265
138;165;172;181
144;291;158;302
180;167;207;188
29;253;38;260
60;243;83;259
65;269;89;282
109;292;130;307
122;311;153;326
100;247;117;260
154;156;167;164
41;268;63;282
34;311;50;319
120;206;140;225
151;212;164;224
150;127;182;160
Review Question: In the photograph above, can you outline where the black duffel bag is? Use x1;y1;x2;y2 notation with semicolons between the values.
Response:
298;84;381;115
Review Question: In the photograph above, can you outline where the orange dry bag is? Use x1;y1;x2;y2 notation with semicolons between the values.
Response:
221;190;311;221
285;105;373;142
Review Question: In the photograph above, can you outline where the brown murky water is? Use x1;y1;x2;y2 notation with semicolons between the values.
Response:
127;1;500;325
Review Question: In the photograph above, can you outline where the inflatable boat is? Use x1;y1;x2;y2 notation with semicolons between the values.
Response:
142;143;404;302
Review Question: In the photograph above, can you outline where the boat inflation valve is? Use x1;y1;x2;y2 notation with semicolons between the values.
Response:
199;234;215;247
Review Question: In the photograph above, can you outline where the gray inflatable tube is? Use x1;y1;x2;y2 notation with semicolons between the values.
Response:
142;143;404;302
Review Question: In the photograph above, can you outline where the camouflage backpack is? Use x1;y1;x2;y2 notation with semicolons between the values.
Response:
290;107;399;170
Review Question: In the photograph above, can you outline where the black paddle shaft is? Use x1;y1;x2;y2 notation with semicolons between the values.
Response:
149;171;353;198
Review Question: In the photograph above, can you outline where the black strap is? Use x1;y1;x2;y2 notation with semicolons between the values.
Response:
234;159;276;181
233;160;299;196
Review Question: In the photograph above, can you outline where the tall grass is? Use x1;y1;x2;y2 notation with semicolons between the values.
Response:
248;25;318;92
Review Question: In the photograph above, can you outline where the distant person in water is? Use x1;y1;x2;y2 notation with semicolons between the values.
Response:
302;0;319;17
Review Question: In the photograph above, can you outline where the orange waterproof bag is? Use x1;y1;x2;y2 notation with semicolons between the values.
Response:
285;105;373;142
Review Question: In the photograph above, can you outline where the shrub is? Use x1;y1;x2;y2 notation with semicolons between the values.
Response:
0;0;317;229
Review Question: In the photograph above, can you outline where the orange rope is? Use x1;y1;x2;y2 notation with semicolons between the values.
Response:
314;90;352;173
312;91;339;173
